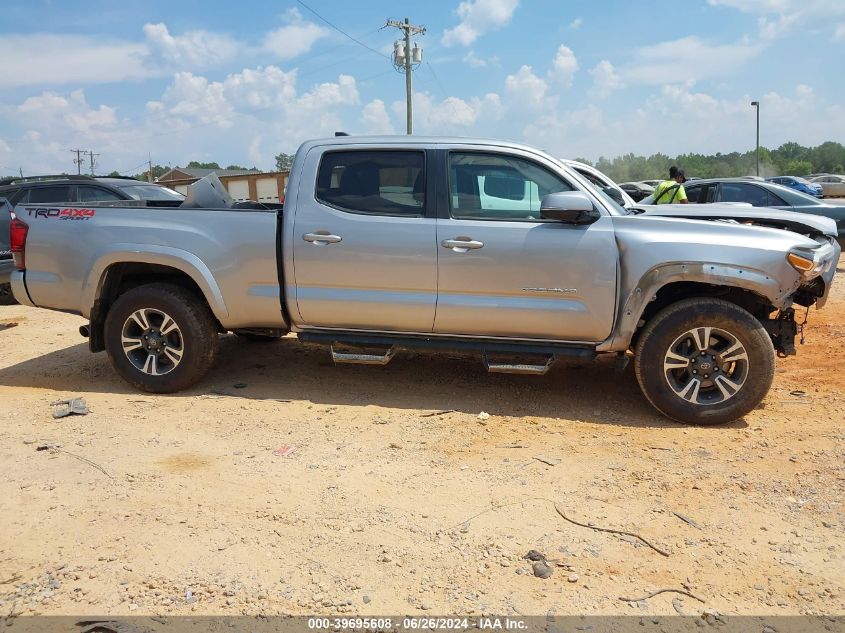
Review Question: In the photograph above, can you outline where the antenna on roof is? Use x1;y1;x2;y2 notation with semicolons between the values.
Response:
334;132;349;137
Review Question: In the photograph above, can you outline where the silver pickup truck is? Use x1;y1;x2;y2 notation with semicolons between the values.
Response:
6;136;840;425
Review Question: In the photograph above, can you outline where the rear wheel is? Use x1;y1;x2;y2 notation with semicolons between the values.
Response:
104;283;218;393
634;298;775;425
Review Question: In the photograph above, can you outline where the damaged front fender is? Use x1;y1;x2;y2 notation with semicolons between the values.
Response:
599;262;799;353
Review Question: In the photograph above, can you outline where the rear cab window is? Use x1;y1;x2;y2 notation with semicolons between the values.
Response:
77;186;124;202
28;186;72;203
315;151;425;216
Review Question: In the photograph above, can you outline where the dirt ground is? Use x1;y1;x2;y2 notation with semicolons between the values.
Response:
1;261;843;619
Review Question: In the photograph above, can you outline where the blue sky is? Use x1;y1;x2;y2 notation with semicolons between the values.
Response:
1;0;843;176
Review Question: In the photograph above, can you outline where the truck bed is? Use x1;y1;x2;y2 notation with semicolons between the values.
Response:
12;204;286;330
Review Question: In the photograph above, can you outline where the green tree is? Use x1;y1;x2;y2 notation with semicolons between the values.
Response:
132;164;168;181
591;141;843;183
186;161;221;169
274;153;294;171
782;159;813;176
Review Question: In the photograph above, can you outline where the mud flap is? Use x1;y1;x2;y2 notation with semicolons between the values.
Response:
763;308;798;358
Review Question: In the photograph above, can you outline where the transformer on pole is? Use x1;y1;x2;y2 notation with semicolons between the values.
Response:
385;17;425;135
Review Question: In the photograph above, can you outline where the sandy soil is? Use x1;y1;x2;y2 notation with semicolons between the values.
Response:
1;263;843;619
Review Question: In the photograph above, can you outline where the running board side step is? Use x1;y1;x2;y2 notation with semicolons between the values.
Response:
483;353;555;375
331;345;395;366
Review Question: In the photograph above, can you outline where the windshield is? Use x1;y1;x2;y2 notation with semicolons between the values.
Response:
590;185;629;214
116;183;185;201
558;161;630;214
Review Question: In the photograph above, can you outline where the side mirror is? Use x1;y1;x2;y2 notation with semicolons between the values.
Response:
603;185;626;206
540;192;601;224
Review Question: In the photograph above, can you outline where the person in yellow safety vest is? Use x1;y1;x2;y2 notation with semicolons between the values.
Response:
652;166;689;204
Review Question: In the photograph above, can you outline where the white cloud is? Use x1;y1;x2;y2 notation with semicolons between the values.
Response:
397;92;502;133
463;50;487;68
623;36;761;84
361;100;395;135
441;0;520;47
707;0;795;10
297;75;359;110
569;17;583;29
262;8;330;60
835;23;845;40
589;60;622;99
522;104;607;157
619;83;832;157
147;66;358;131
153;72;236;128
18;90;118;135
0;34;153;87
3;89;141;174
707;0;842;13
505;65;548;107
550;45;578;86
708;0;845;38
143;23;240;68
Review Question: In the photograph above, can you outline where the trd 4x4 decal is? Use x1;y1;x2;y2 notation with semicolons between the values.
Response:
24;207;96;220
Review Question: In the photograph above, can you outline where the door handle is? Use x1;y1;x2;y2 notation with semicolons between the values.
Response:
441;237;484;251
303;232;342;245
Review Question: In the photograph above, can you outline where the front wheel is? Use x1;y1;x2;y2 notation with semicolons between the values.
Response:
634;298;775;425
104;283;219;393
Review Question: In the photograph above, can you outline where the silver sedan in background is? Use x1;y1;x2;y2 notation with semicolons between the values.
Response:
810;175;845;198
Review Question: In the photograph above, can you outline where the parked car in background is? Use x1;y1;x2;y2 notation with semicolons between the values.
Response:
0;199;14;304
810;174;845;198
619;181;654;202
0;175;185;207
767;176;823;198
641;180;662;188
638;177;845;245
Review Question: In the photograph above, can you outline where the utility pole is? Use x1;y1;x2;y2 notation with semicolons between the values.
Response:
148;156;153;183
750;100;760;176
87;150;99;176
386;17;425;134
70;149;84;175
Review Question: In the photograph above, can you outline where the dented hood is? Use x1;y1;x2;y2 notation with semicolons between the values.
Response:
636;203;838;238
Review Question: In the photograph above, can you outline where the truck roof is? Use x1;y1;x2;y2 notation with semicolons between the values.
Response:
299;135;558;160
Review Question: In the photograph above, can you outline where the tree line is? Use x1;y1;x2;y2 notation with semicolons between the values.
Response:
114;142;845;184
116;161;259;181
576;141;845;183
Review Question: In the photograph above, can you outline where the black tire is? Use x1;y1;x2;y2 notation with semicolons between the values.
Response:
634;298;775;426
104;283;218;393
0;283;17;306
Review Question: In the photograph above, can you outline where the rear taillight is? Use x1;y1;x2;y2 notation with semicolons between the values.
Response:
9;214;28;270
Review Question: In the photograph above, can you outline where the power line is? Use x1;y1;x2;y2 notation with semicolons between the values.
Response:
296;0;389;59
426;62;447;98
117;159;151;176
